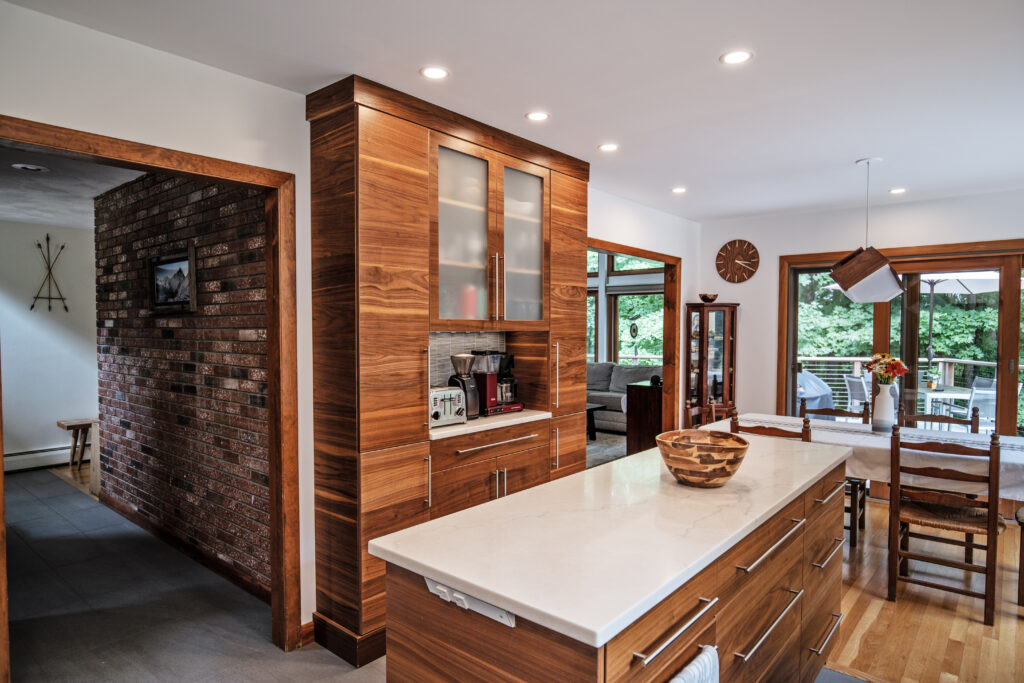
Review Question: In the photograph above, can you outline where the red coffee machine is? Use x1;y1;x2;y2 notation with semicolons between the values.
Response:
472;350;523;416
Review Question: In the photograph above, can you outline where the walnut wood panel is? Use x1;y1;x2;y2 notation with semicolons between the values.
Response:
550;171;588;416
385;563;602;681
357;107;430;451
803;505;844;611
717;495;804;610
430;458;500;520
359;442;430;633
605;563;718;683
718;537;803;683
312;612;386;668
550;412;587;479
0;113;300;651
626;382;663;456
505;331;551;410
799;571;842;683
429;420;550;471
497;444;550;495
802;463;846;525
307;76;590;182
314;442;361;632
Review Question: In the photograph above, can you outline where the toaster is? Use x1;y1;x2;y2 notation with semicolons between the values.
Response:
429;387;467;428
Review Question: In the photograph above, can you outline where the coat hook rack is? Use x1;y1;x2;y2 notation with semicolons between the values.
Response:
30;233;69;312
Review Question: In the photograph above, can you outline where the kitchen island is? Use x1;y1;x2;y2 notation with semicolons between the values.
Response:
369;436;851;681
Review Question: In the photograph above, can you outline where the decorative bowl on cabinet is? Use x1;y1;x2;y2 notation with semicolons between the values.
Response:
698;293;718;303
655;429;749;488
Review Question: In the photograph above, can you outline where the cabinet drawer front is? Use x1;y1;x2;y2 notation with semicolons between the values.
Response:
803;463;846;524
429;459;498;520
718;496;804;608
550;412;586;479
497;444;550;495
800;575;843;683
803;504;845;606
606;564;718;683
431;420;550;470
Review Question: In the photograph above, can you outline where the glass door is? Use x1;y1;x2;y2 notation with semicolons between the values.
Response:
501;163;545;321
436;145;490;321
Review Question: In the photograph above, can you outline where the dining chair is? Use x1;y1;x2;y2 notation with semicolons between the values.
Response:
887;426;1003;625
844;374;869;412
1016;507;1024;606
799;397;869;423
683;399;718;429
729;410;810;441
898;403;980;433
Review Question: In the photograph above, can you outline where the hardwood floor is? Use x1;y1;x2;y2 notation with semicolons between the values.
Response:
46;462;93;499
830;499;1024;682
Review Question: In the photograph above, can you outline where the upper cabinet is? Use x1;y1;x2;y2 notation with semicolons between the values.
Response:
430;133;549;330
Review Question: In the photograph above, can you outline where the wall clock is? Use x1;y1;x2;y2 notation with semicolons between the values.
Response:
716;239;760;283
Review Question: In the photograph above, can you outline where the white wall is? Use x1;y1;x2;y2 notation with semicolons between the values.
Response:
0;2;317;620
699;187;1024;415
0;220;97;454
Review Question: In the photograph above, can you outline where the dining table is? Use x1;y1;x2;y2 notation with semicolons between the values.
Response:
917;383;972;416
703;413;1024;501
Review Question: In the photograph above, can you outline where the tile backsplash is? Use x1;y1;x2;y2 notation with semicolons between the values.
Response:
429;332;505;387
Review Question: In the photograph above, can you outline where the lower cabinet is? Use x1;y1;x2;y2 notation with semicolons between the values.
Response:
550;412;587;479
430;458;498;519
499;445;551;495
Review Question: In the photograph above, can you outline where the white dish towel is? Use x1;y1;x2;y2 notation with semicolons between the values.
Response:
669;644;719;683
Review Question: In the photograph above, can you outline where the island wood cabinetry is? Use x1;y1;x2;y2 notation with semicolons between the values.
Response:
307;76;589;665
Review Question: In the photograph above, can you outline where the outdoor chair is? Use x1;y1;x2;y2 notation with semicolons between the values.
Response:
887;426;1003;625
844;374;870;412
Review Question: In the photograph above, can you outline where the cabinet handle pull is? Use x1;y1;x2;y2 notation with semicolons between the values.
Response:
503;467;508;496
632;596;718;667
500;255;507;320
811;538;846;570
734;589;803;662
494;469;499;498
553;342;560;408
492;252;499;320
456;434;538;454
554;427;560;469
814;481;846;505
736;518;805;574
424;456;432;507
809;612;844;655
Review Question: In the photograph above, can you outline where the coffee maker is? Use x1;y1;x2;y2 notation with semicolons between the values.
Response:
472;350;523;416
448;353;480;420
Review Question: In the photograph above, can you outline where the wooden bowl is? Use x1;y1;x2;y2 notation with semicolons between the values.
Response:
698;293;718;303
656;430;749;488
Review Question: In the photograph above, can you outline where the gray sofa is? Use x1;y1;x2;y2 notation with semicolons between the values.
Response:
587;362;663;433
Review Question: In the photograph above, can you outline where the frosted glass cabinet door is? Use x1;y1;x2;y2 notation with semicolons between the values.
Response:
502;167;543;320
437;147;489;320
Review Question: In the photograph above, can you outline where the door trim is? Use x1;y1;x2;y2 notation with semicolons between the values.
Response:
0;114;301;652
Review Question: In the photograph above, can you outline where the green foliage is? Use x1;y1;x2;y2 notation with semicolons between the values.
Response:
587;250;600;274
586;295;596;358
613;254;663;271
616;294;664;365
796;273;873;356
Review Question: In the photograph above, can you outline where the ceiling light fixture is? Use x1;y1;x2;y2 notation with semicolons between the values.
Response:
889;187;907;195
598;143;618;152
525;111;550;122
672;187;687;194
829;158;903;303
11;163;50;173
419;66;449;80
719;50;753;65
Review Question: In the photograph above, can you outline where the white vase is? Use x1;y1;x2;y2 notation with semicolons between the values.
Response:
872;383;898;433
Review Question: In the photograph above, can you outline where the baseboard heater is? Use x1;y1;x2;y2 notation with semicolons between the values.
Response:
3;445;88;472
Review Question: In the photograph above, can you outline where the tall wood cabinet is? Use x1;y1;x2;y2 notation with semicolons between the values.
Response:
685;302;739;420
307;76;589;666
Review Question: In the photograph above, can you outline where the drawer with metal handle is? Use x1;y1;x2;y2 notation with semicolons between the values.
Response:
430;419;550;470
803;462;847;523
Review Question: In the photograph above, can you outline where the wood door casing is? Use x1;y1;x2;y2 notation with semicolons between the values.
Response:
357;107;430;451
430;458;498;520
550;412;586;479
0;346;8;681
497;444;550;495
549;172;588;416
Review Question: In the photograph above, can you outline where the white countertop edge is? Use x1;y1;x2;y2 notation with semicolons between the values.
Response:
428;409;552;440
369;446;852;647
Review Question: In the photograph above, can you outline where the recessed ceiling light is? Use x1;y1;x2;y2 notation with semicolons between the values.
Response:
672;187;687;194
11;163;50;173
719;50;753;65
419;66;449;80
525;111;550;122
889;187;907;195
598;143;618;152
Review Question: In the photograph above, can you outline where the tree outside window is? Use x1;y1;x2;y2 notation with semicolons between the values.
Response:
616;294;663;365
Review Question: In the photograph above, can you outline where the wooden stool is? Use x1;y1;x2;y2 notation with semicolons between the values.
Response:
56;418;97;470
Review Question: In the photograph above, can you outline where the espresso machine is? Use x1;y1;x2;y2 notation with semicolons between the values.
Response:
472;350;523;416
448;353;480;420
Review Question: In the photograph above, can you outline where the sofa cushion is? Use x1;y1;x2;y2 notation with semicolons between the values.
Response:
587;391;623;412
608;364;662;394
587;362;615;392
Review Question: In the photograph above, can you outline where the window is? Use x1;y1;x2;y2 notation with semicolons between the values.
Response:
611;254;664;273
586;293;597;361
587;249;600;275
614;293;664;366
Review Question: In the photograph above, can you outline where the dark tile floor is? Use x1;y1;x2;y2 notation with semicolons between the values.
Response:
5;469;386;682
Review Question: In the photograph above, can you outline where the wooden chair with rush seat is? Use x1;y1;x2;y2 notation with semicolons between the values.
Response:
683;399;720;429
729;409;810;441
798;398;869;547
898;403;980;433
887;425;1003;625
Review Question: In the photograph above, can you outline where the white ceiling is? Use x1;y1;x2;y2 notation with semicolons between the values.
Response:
10;0;1024;221
0;143;144;228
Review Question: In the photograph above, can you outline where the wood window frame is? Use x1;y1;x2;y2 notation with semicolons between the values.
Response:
588;237;680;432
608;253;666;276
586;291;598;361
0;114;302;654
777;239;1024;435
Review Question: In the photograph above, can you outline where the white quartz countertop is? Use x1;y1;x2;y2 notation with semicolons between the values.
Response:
369;436;851;647
428;408;551;440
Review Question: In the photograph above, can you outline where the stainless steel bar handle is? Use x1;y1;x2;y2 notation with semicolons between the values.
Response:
814;481;847;505
456;434;538;454
737;518;805;573
811;538;846;570
632;597;718;667
554;427;560;469
494;469;499;498
503;467;508;496
734;589;803;662
492;253;499;320
554;343;560;408
501;255;507;320
424;456;432;507
809;613;844;655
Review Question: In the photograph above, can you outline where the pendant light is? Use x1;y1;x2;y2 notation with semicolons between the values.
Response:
829;158;904;303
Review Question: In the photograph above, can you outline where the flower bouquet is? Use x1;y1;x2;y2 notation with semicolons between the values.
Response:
864;353;908;385
863;353;907;432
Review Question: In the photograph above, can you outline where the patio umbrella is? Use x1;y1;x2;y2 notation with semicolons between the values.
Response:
918;272;1015;369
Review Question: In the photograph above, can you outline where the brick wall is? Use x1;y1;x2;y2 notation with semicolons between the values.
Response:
94;174;271;596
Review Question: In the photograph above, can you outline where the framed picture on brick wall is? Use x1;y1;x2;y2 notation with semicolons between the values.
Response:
149;244;197;313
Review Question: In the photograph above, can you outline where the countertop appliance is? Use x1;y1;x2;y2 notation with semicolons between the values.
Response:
472;350;523;416
429;387;467;428
448;353;480;420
